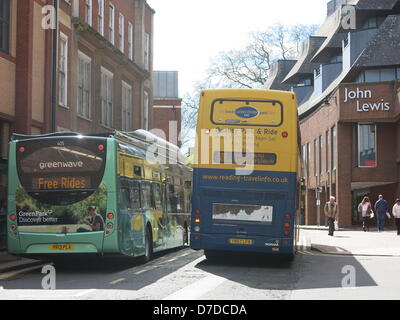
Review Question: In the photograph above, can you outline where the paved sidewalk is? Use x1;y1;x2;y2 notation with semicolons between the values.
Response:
298;226;400;256
0;251;44;274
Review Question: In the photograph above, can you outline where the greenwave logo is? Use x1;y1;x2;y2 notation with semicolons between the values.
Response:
235;106;259;119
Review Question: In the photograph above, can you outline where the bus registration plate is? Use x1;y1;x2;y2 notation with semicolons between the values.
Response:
50;244;75;251
229;238;253;245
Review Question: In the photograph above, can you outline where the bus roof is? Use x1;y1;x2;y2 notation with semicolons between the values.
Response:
11;130;189;168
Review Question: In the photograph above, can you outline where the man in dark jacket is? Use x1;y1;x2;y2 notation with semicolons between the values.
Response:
374;195;388;232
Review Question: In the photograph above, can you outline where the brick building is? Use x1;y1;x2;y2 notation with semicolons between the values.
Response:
152;71;182;147
0;0;154;180
265;0;400;227
0;0;155;247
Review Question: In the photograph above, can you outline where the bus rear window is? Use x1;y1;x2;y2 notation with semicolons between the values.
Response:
211;99;283;127
213;203;273;223
16;138;106;205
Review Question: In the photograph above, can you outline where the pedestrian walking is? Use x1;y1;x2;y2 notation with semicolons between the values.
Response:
374;195;389;232
392;198;400;235
324;196;338;236
358;196;373;232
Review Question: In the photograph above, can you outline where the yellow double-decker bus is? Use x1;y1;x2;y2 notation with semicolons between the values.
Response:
190;89;300;260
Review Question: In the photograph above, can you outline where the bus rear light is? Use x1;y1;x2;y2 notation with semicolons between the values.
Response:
19;147;25;153
194;236;200;241
98;144;104;151
107;213;114;220
283;222;290;228
282;132;289;138
107;223;113;229
10;224;17;231
194;218;201;224
10;215;16;222
194;226;200;232
194;210;201;215
12;232;18;237
283;240;289;246
106;231;110;235
284;214;291;220
283;231;290;236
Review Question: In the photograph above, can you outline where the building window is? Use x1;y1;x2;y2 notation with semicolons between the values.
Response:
77;52;91;119
332;126;337;170
0;0;10;54
307;143;310;177
122;82;132;131
98;0;104;36
358;123;377;168
144;33;150;70
59;34;68;107
109;3;115;45
314;66;321;78
143;91;149;130
101;67;113;128
128;22;133;60
85;0;92;26
319;135;323;174
356;68;400;83
119;13;124;53
298;77;312;86
330;55;343;63
326;130;331;172
314;139;318;177
301;145;307;178
362;16;385;30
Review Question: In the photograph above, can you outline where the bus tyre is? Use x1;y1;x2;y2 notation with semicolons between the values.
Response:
182;223;189;247
141;226;153;263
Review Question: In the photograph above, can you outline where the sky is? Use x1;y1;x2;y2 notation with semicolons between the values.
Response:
147;0;328;97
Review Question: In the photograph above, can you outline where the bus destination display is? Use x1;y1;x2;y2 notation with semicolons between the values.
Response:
31;176;91;190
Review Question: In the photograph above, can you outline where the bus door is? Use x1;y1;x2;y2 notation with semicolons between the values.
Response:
151;182;167;249
119;179;143;256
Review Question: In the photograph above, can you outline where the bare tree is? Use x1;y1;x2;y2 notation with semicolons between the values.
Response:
181;23;318;131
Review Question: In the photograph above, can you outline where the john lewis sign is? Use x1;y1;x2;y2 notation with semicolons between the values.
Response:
343;87;391;112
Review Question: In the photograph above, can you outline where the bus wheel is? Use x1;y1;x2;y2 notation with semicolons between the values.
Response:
140;226;153;263
182;224;189;247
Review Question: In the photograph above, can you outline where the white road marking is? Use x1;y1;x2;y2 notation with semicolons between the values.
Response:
0;289;98;300
74;289;97;297
110;278;126;285
163;274;227;300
